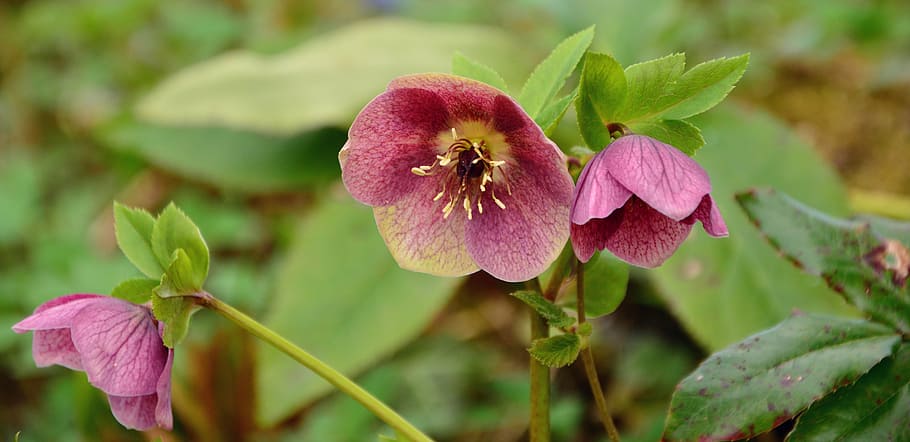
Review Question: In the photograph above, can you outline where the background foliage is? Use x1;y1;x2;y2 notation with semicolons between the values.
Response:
1;0;908;440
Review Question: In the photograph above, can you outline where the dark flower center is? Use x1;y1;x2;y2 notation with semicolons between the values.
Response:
411;128;511;220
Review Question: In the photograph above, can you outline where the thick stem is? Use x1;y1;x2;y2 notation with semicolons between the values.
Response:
577;261;621;442
200;293;433;442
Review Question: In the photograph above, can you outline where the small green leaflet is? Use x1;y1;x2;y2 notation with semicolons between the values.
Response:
511;290;574;328
518;25;594;120
451;51;509;93
113;202;164;279
529;333;582;368
111;278;159;304
151;203;210;291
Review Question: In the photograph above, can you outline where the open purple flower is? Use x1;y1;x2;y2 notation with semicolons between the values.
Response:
13;294;173;431
340;73;574;282
570;134;728;267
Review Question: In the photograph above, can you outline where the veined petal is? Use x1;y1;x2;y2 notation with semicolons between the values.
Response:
12;294;104;332
389;73;504;124
70;298;167;397
341;87;450;206
602;197;693;268
571;150;633;224
155;345;174;430
570;213;624;263
603;135;711;221
32;329;82;370
374;177;478;277
684;194;729;237
108;394;158;431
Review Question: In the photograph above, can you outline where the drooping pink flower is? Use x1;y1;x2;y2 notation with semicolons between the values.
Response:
570;134;728;267
340;73;574;282
13;294;173;431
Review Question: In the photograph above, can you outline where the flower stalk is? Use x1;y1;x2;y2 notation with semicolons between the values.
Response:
199;292;433;442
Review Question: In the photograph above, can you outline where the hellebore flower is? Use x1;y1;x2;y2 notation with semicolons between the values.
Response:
340;73;574;282
13;294;173;431
570;134;728;267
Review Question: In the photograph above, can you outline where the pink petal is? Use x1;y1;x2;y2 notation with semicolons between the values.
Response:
69;298;167;397
13;294;104;370
389;73;503;124
155;328;174;430
32;329;82;370
12;294;104;332
373;177;478;277
570;150;633;224
602;197;693;268
570;213;624;263
340;87;450;206
603;135;711;221
684;194;729;237
108;394;158;431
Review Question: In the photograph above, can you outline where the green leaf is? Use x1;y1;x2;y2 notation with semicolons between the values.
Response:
136;18;529;135
528;333;582;368
576;90;612;151
615;53;686;122
627;119;704;155
651;105;859;351
860;215;910;248
537;89;577;136
788;342;910;441
663;314;900;441
452;51;509;93
151;203;209;290
581;252;629;318
579;52;628;123
518;25;594;119
737;189;910;332
103;120;345;193
113;202;164;278
111;278;158;304
256;194;459;426
659;54;750;120
158;248;199;296
511;290;574;329
151;292;199;348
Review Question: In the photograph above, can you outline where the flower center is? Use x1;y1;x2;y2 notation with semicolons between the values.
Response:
411;128;511;220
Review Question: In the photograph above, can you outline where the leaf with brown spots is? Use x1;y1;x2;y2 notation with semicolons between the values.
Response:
663;314;899;441
737;188;910;332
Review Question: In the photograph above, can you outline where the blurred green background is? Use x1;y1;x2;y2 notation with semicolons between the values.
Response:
1;0;908;441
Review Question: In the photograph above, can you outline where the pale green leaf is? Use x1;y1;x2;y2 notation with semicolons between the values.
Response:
537;89;577;136
518;26;594;118
113;202;164;278
111;278;159;304
158;248;199;296
151;203;209;290
628;119;704;155
511;290;574;329
452;51;509;93
615;53;686;122
528;333;582;368
659;54;750;120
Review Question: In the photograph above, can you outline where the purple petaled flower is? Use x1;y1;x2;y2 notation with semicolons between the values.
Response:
340;73;574;282
570;134;728;267
13;294;173;431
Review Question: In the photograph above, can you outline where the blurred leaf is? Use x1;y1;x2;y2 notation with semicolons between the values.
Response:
581;252;629;317
651;105;858;351
658;54;750;120
511;290;574;328
576;52;626;150
137;18;528;134
628;119;704;156
528;333;581;368
103;120;345;193
738;189;910;332
616;53;686;122
788;342;910;442
111;278;158;304
151;203;209;290
452;51;509;92
518;25;594;120
860;215;910;246
0;151;41;245
256;192;458;426
664;314;899;441
113;202;163;278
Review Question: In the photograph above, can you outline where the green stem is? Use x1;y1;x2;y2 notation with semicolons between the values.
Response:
526;278;551;441
576;261;620;442
200;293;433;442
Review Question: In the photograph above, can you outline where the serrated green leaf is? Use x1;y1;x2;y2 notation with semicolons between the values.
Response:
663;314;899;441
151;203;209;290
511;290;574;329
737;189;910;332
628;119;704;155
537;89;577;136
788;342;910;442
158;248;199;296
452;51;509;93
659;54;750;120
518;25;594;119
580;52;627;123
576;89;612;150
113;202;164;278
528;333;582;368
151;292;199;348
111;278;159;304
615;53;686;122
557;251;629;318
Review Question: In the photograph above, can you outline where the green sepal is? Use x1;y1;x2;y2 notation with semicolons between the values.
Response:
111;278;159;304
113;202;164;278
151;202;209;290
528;333;582;368
151;290;200;348
451;51;509;93
511;290;575;329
